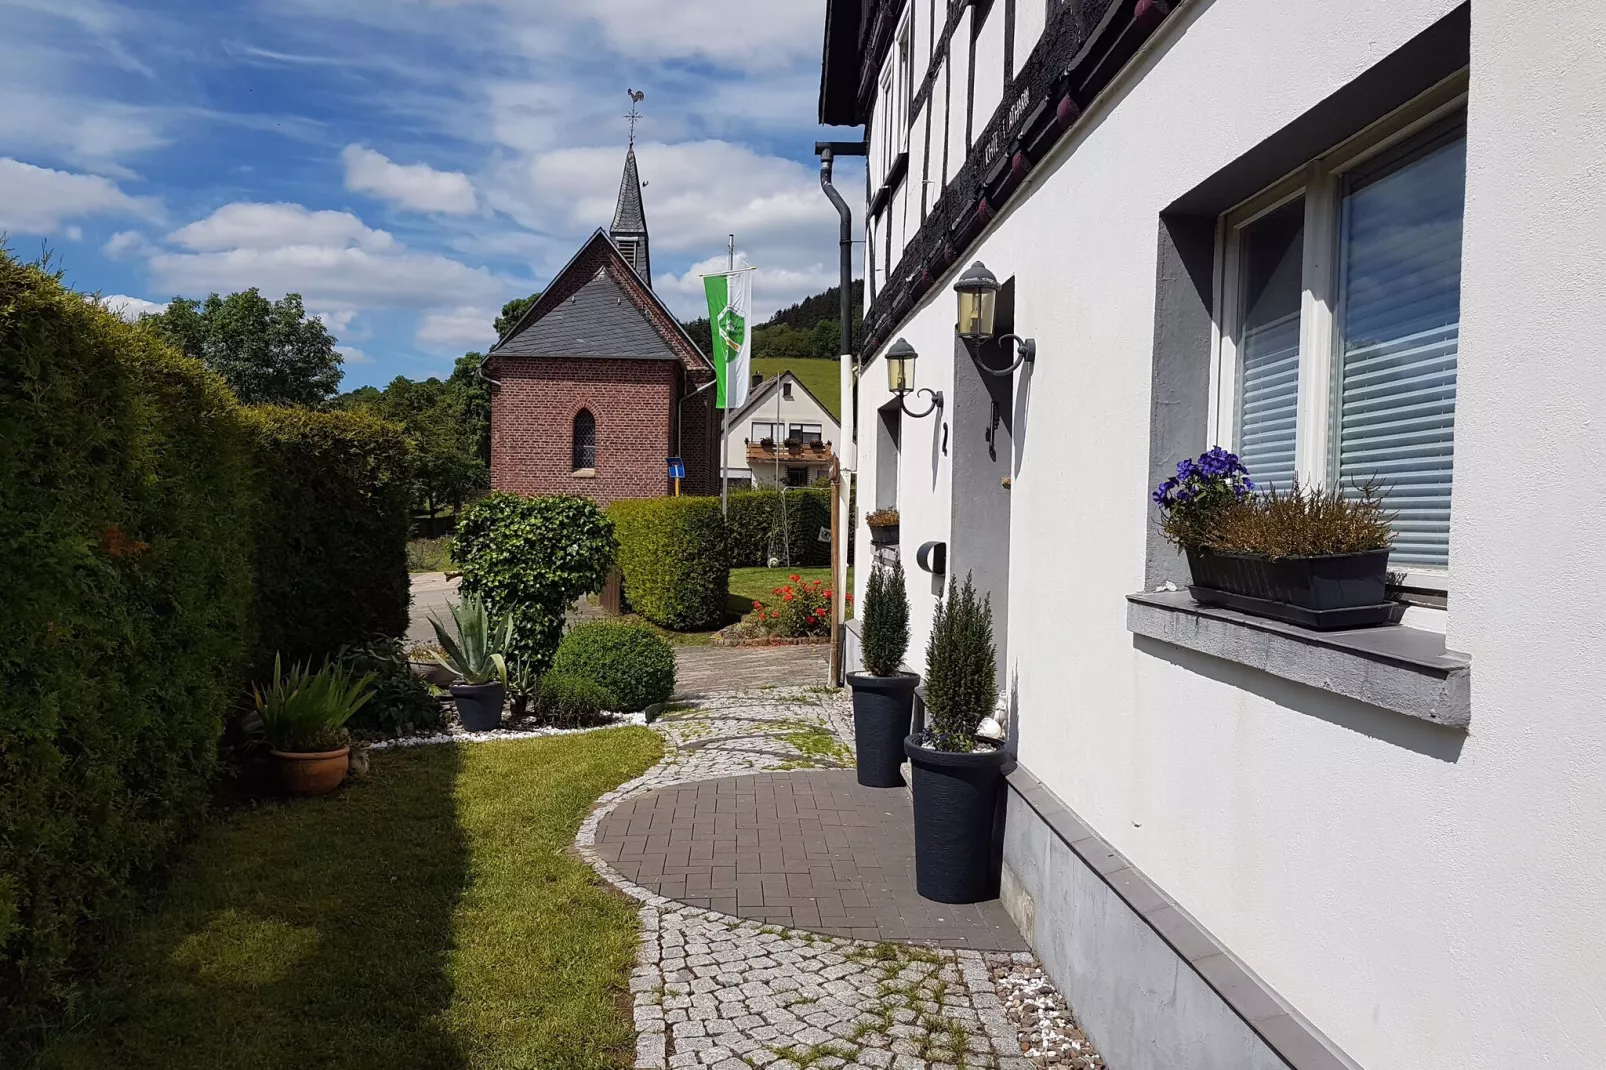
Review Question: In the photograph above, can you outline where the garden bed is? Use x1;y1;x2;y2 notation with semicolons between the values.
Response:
710;630;831;648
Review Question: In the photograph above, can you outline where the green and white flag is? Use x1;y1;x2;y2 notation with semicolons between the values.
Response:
704;269;752;410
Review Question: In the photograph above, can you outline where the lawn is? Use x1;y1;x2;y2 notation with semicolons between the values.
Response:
729;566;853;615
406;536;455;574
751;358;840;421
32;729;663;1070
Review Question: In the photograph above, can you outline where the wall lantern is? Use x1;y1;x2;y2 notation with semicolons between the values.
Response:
954;261;1036;375
886;337;943;418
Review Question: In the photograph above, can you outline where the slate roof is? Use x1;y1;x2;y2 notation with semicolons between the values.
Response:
493;266;674;360
612;147;647;236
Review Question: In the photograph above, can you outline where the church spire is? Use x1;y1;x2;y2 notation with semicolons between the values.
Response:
612;90;652;287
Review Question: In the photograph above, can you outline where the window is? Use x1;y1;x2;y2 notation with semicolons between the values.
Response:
875;9;914;190
786;467;809;487
751;421;780;443
782;381;794;400
789;423;823;442
572;408;596;471
1214;84;1466;578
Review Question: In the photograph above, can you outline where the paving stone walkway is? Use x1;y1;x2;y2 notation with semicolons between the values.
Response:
575;687;1104;1070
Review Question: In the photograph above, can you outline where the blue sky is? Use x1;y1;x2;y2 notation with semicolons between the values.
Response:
1;0;865;389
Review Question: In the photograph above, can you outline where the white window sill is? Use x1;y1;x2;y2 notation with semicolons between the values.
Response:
1127;591;1471;727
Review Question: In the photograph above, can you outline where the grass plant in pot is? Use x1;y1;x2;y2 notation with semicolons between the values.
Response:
904;574;1005;904
251;655;377;797
428;596;512;732
847;558;917;787
1155;448;1399;630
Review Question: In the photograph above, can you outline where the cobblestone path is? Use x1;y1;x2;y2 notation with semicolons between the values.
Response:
575;688;1105;1070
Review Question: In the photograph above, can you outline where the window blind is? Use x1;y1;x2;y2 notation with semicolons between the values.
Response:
1335;134;1466;568
1235;199;1305;492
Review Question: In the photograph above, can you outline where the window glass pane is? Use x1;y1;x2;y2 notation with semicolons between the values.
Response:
1235;198;1305;492
1334;133;1466;568
572;409;596;470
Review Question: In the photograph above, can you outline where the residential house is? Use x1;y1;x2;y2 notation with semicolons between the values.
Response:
723;370;842;489
822;1;1606;1068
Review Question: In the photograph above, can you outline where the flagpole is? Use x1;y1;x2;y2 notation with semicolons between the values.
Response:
721;234;734;518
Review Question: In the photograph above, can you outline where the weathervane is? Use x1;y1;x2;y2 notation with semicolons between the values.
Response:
625;89;646;147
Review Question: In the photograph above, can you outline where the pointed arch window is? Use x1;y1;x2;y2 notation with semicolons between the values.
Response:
572;408;597;472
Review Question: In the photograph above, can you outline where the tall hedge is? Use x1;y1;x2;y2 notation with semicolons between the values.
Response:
0;256;256;1043
608;497;731;630
244;406;411;674
726;487;833;568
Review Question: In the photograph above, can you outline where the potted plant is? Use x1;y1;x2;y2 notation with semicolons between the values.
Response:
1154;448;1401;630
428;595;512;731
866;507;900;547
847;559;916;787
760;436;776;449
251;655;377;797
904;574;1006;904
506;656;538;721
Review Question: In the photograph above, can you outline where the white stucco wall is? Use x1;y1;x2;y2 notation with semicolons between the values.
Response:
852;0;1606;1066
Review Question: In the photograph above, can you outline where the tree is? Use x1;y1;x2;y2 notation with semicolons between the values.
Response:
450;352;492;465
145;289;342;407
494;292;541;340
337;373;488;517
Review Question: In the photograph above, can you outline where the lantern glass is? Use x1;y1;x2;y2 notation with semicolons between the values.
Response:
887;354;915;393
956;286;997;341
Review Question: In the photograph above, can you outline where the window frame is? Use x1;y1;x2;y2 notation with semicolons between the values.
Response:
571;407;597;473
1209;74;1468;593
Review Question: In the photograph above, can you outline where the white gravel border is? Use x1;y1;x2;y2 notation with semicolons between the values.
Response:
368;711;648;750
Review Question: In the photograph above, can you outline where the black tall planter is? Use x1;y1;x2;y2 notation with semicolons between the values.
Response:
450;681;505;732
905;735;1009;903
847;672;919;787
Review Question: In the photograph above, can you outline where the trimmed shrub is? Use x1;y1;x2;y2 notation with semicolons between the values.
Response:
551;621;677;713
245;406;411;674
861;558;910;676
922;573;997;754
726;487;832;567
454;493;616;674
534;672;619;728
0;254;255;1044
608;497;730;630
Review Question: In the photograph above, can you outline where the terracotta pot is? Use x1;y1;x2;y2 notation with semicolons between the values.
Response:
268;747;351;797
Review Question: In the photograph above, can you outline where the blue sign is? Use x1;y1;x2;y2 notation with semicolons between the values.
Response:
667;456;686;480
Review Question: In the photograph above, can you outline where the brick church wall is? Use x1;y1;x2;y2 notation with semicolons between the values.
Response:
490;358;677;507
679;378;720;496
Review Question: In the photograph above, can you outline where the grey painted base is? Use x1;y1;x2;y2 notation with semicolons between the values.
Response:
1001;767;1359;1070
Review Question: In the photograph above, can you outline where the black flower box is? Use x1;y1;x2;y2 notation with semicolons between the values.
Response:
1185;548;1405;631
868;524;899;547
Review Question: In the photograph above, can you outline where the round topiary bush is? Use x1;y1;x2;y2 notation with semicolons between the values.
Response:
551;621;676;713
534;673;619;728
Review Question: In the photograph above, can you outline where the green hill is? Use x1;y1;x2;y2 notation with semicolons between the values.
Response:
750;358;841;421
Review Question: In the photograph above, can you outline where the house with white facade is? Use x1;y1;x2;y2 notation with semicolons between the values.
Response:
822;1;1606;1068
723;370;841;489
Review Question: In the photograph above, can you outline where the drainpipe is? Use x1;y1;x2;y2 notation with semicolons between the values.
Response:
816;140;866;687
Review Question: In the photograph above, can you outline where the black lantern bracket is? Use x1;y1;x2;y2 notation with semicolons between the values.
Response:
897;387;944;419
971;334;1036;377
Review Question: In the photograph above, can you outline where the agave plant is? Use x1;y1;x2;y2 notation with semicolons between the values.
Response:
252;655;378;753
428;596;512;686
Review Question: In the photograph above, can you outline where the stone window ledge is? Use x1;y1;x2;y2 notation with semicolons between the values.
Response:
1126;591;1471;727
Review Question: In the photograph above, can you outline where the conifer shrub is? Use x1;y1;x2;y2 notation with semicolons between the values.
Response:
0;253;255;1045
245;405;412;675
860;558;910;676
921;573;997;753
608;497;730;630
551;621;676;713
454;492;617;674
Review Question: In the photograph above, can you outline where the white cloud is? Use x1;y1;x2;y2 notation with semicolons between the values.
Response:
0;157;157;234
168;202;397;252
64;225;83;241
341;144;477;215
102;230;148;258
97;294;164;321
417;306;498;349
336;345;374;364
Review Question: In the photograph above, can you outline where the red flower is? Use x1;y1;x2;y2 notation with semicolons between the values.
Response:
752;600;763;610
846;593;854;602
782;593;794;602
789;574;801;582
770;611;780;619
814;607;827;618
824;590;833;599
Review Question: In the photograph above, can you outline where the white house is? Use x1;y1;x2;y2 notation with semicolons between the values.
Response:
723;370;841;488
823;1;1606;1068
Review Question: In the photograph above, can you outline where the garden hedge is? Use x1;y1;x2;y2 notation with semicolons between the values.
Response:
726;487;832;568
244;406;412;676
0;256;256;1045
551;621;677;712
608;496;731;631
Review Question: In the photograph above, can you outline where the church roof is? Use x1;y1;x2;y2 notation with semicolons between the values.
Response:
612;147;647;236
495;268;671;360
488;230;710;374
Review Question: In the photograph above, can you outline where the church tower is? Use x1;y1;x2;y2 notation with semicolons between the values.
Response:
611;145;652;287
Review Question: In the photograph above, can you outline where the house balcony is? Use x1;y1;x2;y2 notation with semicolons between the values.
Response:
746;439;835;465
